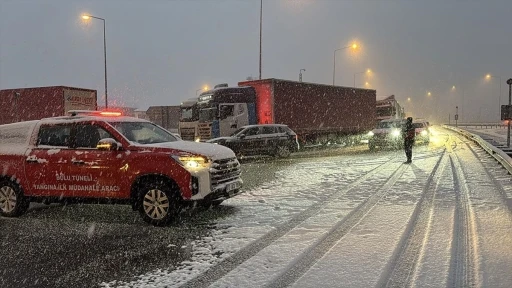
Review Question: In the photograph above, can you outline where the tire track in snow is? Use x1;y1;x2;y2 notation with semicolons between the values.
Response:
180;157;398;288
380;143;449;287
448;149;480;288
263;162;409;288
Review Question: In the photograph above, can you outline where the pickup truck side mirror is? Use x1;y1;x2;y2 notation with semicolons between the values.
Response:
97;138;122;151
238;134;246;139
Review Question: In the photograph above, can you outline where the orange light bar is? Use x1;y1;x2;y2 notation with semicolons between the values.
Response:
99;111;122;117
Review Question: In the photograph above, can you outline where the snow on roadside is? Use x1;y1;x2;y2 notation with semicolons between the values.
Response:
100;155;390;288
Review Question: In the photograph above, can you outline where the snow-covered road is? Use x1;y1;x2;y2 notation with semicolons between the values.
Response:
103;128;512;288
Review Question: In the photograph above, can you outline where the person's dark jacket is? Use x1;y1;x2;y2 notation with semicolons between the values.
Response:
403;120;415;141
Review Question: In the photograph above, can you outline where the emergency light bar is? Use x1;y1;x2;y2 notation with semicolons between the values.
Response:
68;110;122;117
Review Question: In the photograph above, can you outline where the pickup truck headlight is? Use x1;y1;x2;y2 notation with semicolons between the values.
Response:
421;130;428;136
367;131;374;137
172;155;209;169
392;129;401;137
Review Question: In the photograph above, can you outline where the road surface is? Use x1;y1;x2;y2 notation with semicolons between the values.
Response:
2;128;512;288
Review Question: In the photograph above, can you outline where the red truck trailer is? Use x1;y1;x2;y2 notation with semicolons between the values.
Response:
0;86;97;125
238;79;376;145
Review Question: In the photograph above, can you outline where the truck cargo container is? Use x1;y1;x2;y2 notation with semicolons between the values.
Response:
146;105;180;133
193;79;376;145
0;86;97;125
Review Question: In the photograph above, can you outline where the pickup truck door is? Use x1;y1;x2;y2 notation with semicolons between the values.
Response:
25;123;73;197
66;123;129;199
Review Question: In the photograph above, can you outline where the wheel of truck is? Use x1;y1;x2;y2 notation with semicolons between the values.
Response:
0;180;29;217
275;145;291;158
138;182;180;226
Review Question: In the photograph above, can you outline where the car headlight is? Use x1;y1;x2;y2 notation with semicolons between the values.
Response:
172;155;209;169
367;131;374;137
421;130;428;136
392;129;401;137
194;137;201;142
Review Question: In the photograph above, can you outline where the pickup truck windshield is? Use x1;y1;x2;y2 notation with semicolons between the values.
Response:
109;122;177;144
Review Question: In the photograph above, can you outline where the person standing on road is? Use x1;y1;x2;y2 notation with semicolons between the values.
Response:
402;117;415;164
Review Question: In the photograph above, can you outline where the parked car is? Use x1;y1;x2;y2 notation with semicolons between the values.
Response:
368;119;405;151
0;110;242;226
206;124;299;158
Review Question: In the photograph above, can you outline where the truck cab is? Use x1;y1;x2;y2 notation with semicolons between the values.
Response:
179;98;199;141
196;84;257;142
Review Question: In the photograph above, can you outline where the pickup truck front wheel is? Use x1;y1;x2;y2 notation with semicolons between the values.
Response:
0;180;29;217
138;183;180;226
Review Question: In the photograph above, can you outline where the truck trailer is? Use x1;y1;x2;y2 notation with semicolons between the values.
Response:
0;86;97;125
146;105;180;133
187;79;376;146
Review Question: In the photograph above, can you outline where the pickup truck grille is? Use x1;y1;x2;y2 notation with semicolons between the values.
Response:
180;128;196;141
210;157;241;187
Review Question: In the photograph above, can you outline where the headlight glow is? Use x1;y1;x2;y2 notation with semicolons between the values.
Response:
194;137;201;142
172;155;209;169
367;131;374;137
421;130;428;136
392;129;401;137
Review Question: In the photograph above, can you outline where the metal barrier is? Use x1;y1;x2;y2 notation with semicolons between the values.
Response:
444;123;506;129
443;125;512;175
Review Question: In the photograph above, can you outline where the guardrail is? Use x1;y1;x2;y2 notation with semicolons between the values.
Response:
443;125;512;175
444;123;506;129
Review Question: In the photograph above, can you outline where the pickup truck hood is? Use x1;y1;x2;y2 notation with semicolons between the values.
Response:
139;141;236;160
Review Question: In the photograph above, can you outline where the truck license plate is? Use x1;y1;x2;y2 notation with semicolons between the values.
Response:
226;182;240;192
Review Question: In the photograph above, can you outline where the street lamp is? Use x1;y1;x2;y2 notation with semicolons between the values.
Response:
196;85;208;96
299;69;306;82
332;43;358;85
484;73;503;120
353;68;371;87
82;14;108;108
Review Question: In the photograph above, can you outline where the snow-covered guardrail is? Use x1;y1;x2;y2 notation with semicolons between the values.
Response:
443;125;512;175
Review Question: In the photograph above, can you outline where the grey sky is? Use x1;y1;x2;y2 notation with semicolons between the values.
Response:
1;0;511;123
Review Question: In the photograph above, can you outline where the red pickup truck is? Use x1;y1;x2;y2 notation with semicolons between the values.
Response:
0;110;242;225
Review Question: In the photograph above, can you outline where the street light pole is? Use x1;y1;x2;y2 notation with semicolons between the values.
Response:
259;0;262;80
507;78;512;147
299;69;306;82
82;15;108;108
332;44;357;86
353;69;370;88
486;74;503;121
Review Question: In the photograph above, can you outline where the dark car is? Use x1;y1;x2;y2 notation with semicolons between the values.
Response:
206;124;299;158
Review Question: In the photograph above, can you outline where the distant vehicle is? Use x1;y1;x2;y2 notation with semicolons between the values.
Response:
368;119;405;151
191;79;375;146
413;120;430;144
0;110;242;226
207;124;299;158
0;86;97;125
178;98;200;141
